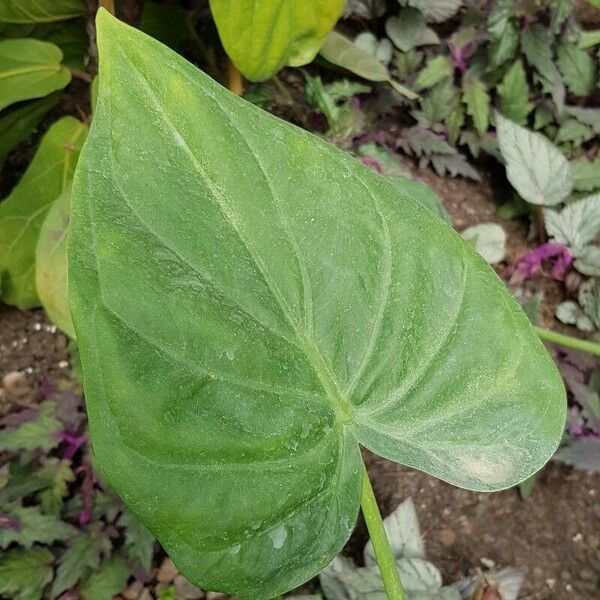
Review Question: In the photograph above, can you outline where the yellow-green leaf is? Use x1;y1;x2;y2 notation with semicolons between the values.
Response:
0;116;87;308
36;187;75;337
0;38;71;111
209;0;346;81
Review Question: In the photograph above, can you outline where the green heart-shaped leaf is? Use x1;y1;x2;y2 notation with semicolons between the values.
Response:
209;0;346;81
0;38;71;111
69;11;565;599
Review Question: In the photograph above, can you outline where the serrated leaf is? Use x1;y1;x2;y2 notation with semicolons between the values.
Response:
462;77;489;134
554;438;600;473
398;126;455;156
117;510;156;573
544;193;600;254
35;187;74;337
51;525;112;598
521;25;565;113
0;547;54;600
487;0;518;68
385;9;439;52
38;458;75;515
0;0;83;23
0;505;76;549
209;0;345;81
427;152;480;181
555;119;594;146
364;498;424;565
78;554;130;600
496;112;572;206
557;42;598;97
405;0;462;23
571;158;600;192
579;278;600;328
461;223;506;264
420;80;455;123
0;116;87;308
0;39;71;110
498;60;531;125
0;402;62;452
414;56;453;91
565;106;600;134
0;95;57;165
68;12;566;599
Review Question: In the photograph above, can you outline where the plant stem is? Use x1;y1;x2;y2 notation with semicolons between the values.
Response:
99;0;115;14
227;59;244;96
536;326;600;357
360;462;406;600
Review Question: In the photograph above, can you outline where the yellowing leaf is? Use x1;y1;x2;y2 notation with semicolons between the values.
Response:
209;0;346;81
0;116;87;308
36;187;75;337
0;38;71;111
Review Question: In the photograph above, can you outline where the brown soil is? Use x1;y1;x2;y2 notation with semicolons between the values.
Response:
1;169;599;600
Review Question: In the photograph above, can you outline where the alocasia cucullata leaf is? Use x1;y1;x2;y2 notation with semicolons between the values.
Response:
209;0;346;81
69;11;566;599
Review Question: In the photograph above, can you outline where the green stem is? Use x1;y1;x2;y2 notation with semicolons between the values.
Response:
361;462;406;600
536;326;600;357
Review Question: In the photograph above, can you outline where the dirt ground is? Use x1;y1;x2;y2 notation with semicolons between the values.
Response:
1;168;599;600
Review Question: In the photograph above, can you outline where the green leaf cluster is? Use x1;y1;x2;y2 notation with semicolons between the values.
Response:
313;0;600;174
0;382;157;600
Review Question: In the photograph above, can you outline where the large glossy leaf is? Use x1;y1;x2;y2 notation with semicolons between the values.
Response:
209;0;346;81
0;116;87;308
36;187;75;337
0;0;83;24
69;11;565;600
0;38;71;111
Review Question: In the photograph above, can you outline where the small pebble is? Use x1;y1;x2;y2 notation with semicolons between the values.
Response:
123;581;143;599
157;558;178;583
58;360;69;369
546;578;556;589
174;575;204;599
138;589;153;600
2;371;27;394
572;532;583;543
439;528;455;546
205;592;227;599
480;557;496;569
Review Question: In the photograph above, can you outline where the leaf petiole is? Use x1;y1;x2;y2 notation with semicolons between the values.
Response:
360;462;406;600
536;326;600;357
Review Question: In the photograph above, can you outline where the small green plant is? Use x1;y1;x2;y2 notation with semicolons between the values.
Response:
67;11;565;599
0;381;156;600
